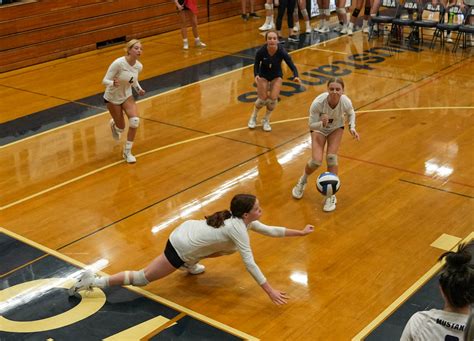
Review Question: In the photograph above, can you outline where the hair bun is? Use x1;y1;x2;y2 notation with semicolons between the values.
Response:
446;251;471;268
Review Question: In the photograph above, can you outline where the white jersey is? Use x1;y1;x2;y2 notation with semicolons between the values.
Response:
400;309;468;341
103;56;143;105
169;217;286;285
308;93;356;136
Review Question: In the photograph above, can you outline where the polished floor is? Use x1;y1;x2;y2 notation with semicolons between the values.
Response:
0;12;473;340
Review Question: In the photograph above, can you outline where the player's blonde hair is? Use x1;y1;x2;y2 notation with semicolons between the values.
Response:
124;39;141;55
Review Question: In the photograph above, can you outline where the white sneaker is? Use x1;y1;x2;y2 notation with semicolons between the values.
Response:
316;25;330;33
305;24;312;34
123;151;137;163
248;115;257;129
262;118;272;132
195;40;206;47
109;119;121;141
334;24;343;32
292;178;307;199
323;195;337;212
183;41;189;50
446;34;453;43
68;270;95;296
180;263;205;275
347;27;353;36
340;26;348;34
293;22;300;33
259;22;273;31
362;25;369;34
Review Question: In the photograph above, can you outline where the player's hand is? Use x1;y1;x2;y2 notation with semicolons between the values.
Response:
268;288;289;305
113;78;119;87
293;76;300;83
302;224;314;235
138;89;146;96
350;128;360;140
321;114;329;127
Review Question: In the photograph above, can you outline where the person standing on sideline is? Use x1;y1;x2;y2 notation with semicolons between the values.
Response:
103;39;146;164
241;0;260;20
401;242;474;340
291;77;359;212
292;0;313;34
69;194;315;305
174;0;206;49
248;30;300;132
259;0;276;31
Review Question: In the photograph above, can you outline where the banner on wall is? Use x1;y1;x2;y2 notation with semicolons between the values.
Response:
309;0;351;17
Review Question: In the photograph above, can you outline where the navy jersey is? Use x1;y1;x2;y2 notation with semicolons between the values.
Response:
254;44;298;81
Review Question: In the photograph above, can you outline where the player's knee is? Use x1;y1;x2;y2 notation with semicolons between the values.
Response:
352;8;360;18
129;117;140;129
336;7;346;15
266;98;278;111
327;153;338;167
307;159;322;170
124;270;149;286
255;98;266;109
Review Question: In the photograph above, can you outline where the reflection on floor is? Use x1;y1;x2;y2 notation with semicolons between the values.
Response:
0;231;252;340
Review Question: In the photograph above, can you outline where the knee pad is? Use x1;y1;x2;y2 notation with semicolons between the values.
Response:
266;98;278;111
352;8;360;18
327;154;338;167
307;159;322;170
255;98;266;109
124;270;149;286
265;3;273;10
364;6;371;16
301;9;308;17
129;117;140;128
336;7;346;15
323;9;331;16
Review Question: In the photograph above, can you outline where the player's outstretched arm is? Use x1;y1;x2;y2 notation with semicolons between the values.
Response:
284;224;314;237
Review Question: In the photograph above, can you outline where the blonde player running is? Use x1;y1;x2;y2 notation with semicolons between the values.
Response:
69;194;314;305
103;39;145;163
292;77;360;212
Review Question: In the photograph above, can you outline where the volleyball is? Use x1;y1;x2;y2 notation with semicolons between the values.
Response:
316;172;340;196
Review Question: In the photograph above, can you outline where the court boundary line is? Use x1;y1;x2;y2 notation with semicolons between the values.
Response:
0;226;259;341
352;232;474;340
399;179;474;198
1;105;473;211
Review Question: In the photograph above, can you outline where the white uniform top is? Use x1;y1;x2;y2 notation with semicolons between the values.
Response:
400;309;468;341
169;217;286;285
308;93;356;136
103;56;143;105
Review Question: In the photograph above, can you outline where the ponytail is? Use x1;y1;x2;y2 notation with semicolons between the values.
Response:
206;210;232;228
204;194;257;228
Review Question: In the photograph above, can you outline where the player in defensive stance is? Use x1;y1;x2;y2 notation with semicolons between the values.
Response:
69;194;314;305
291;77;359;212
103;39;146;163
248;30;300;132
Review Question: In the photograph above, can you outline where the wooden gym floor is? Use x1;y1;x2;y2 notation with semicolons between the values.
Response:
0;12;473;340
